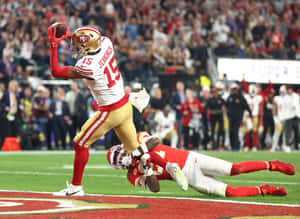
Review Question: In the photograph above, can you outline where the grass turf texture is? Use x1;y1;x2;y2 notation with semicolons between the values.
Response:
0;151;299;205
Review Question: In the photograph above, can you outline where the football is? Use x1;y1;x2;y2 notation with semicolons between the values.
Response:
52;22;67;38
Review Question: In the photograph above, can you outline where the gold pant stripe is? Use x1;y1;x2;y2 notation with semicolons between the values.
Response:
75;111;105;145
73;102;140;153
78;111;109;147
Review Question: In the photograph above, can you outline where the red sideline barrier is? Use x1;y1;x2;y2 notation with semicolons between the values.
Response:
1;137;21;151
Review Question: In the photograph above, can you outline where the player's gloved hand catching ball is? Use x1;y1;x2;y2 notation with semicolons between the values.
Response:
47;22;71;48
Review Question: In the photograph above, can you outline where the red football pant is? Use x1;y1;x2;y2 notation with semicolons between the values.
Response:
231;161;268;176
71;143;89;186
244;132;258;148
226;185;260;197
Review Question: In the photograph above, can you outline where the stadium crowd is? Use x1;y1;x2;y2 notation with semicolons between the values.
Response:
0;0;300;151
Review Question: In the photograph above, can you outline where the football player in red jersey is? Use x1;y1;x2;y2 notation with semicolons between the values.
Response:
107;132;295;197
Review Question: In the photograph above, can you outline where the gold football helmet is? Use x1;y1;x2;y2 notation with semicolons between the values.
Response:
71;26;101;57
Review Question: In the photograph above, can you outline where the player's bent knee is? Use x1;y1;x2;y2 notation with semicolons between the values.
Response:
73;141;90;151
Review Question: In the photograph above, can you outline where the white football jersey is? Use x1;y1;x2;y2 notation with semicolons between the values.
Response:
74;36;125;107
281;93;300;120
244;94;263;117
274;95;287;121
154;111;176;134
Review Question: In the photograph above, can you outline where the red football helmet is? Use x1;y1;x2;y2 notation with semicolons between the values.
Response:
107;145;131;170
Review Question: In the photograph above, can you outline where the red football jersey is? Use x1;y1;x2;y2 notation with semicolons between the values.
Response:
127;144;189;187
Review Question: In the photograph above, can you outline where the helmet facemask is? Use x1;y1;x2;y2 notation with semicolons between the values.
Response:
107;145;132;170
249;84;258;97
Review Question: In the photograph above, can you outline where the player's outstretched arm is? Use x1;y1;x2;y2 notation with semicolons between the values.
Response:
47;23;90;80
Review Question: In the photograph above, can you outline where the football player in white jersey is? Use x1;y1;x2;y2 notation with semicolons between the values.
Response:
47;23;186;196
241;84;263;152
272;85;287;152
153;104;178;148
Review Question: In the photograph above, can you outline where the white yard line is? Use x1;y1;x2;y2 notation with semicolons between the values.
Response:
0;189;299;208
226;179;299;185
0;170;298;186
61;164;111;169
0;151;107;155
0;170;125;178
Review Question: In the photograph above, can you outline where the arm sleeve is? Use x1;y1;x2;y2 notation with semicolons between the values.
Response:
241;78;249;93
198;101;204;114
49;47;69;79
261;82;274;97
179;102;185;115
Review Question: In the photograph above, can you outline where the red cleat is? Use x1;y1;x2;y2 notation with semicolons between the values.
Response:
269;160;296;175
259;184;287;196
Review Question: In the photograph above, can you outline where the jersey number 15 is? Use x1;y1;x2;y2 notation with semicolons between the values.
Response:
104;56;121;88
82;56;121;88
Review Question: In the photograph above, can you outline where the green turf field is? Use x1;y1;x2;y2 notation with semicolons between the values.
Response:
0;151;299;205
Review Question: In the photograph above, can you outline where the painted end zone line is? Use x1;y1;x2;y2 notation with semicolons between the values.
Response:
0;189;299;208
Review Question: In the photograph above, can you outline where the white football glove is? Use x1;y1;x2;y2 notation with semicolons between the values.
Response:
140;154;153;176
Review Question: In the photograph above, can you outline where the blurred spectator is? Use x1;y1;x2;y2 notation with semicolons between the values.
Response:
0;52;14;88
180;89;204;150
287;20;299;47
272;85;288;152
199;86;211;150
69;11;83;32
19;119;42;150
65;81;88;143
153;104;177;148
270;26;284;48
125;17;139;42
226;84;252;151
206;87;226;150
49;87;70;150
19;85;33;122
213;17;230;45
32;85;51;149
282;87;300;152
1;80;19;137
260;90;275;150
171;81;185;148
191;38;208;74
0;32;9;60
150;86;165;111
251;18;266;43
0;84;7;147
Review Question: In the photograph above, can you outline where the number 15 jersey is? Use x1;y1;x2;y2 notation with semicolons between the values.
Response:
74;36;125;108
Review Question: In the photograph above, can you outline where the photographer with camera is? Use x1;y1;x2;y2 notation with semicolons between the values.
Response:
32;85;51;149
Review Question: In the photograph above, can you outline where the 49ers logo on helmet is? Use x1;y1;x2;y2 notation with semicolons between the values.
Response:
78;35;89;43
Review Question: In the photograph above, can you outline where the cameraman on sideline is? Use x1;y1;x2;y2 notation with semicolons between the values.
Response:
32;85;51;149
